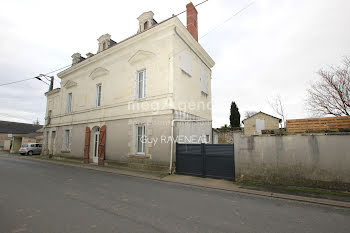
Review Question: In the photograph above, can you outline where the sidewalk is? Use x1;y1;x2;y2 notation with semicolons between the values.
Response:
1;151;349;209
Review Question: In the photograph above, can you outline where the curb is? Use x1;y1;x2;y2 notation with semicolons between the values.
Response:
1;154;349;209
163;178;350;209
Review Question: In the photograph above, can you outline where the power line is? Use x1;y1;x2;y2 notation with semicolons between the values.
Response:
200;1;255;40
175;0;209;17
0;64;71;87
43;64;71;75
173;1;255;59
0;77;36;87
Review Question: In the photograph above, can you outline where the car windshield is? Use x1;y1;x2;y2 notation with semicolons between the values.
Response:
21;144;28;147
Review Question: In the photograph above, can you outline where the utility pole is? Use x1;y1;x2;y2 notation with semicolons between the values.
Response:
35;74;54;91
49;76;54;91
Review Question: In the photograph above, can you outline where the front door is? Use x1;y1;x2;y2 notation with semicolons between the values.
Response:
93;129;100;164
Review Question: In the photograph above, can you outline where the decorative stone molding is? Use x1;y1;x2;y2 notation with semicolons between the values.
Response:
89;67;110;80
128;50;155;64
63;80;77;89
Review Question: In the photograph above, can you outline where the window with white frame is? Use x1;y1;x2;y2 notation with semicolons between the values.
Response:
136;70;146;99
136;125;146;154
96;84;102;107
66;93;72;113
64;129;70;151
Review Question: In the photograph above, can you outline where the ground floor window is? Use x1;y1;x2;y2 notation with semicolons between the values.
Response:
136;125;145;154
64;130;70;151
45;131;49;148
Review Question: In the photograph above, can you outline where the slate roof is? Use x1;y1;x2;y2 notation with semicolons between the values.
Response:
0;121;43;134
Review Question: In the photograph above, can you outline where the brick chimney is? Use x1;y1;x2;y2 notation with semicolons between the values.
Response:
186;2;198;41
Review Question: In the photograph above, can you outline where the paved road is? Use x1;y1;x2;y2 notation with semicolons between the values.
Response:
0;155;349;233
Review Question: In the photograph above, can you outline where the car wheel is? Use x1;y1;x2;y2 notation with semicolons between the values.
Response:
28;151;33;156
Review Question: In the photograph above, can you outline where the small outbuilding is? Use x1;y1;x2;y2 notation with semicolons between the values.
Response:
242;112;281;135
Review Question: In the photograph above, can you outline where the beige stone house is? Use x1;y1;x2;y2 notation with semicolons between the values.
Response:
43;3;215;170
242;112;281;135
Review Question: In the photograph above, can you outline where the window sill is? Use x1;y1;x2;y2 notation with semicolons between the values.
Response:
128;154;150;160
135;97;147;102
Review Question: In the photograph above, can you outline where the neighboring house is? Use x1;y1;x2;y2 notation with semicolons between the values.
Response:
43;3;215;170
242;112;281;135
0;120;42;152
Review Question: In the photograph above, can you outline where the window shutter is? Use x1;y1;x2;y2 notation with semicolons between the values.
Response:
180;51;193;76
83;127;90;163
98;125;106;165
200;65;208;94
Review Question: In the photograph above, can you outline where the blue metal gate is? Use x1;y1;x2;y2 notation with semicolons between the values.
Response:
176;143;235;181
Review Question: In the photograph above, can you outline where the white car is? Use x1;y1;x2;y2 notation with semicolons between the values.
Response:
19;143;42;155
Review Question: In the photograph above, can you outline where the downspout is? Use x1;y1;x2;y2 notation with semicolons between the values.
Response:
169;119;212;175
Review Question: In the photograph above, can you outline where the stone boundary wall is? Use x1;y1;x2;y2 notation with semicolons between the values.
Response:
216;131;350;190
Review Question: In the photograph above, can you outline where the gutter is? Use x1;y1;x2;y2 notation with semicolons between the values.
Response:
169;119;212;175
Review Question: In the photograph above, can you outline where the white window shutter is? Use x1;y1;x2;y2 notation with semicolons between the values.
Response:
180;51;192;76
200;65;208;94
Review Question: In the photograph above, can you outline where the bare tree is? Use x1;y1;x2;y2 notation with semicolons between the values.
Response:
306;57;350;116
244;111;258;119
267;94;286;128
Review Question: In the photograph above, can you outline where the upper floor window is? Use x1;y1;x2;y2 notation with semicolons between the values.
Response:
137;70;146;99
66;93;72;113
96;84;102;107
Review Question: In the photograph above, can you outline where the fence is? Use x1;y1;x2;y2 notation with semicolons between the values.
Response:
286;116;350;133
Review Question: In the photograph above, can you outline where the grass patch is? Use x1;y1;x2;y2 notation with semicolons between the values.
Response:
238;180;350;201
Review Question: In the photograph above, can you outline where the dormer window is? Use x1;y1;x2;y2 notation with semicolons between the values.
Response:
97;34;117;53
137;11;157;33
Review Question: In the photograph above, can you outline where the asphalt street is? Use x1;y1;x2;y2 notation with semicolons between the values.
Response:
0;155;349;233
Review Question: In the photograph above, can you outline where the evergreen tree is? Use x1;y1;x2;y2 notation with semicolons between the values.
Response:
230;101;241;128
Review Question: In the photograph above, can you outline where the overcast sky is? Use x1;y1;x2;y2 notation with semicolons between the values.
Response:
1;0;349;127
